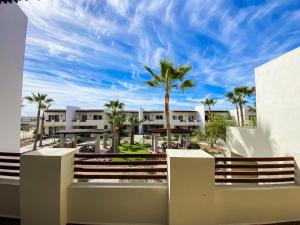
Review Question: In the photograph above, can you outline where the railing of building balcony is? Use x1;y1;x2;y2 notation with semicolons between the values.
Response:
215;157;295;184
0;152;20;178
74;153;167;180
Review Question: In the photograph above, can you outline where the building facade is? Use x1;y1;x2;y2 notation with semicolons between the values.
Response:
43;106;255;136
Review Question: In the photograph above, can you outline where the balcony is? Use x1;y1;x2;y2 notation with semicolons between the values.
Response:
1;150;300;225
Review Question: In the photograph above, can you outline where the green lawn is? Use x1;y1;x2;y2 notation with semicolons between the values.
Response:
113;144;149;161
118;144;149;154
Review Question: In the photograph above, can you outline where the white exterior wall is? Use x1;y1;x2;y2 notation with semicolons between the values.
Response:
227;47;300;157
195;105;205;130
0;179;20;218
68;183;168;225
0;3;27;153
66;106;80;130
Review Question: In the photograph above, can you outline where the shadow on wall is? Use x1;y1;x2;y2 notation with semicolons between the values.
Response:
226;125;280;157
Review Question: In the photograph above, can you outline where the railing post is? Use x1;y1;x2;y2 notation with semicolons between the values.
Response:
167;149;215;225
20;148;77;225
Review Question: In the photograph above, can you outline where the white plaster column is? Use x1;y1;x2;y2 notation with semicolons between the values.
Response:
59;134;64;148
138;107;144;134
167;149;215;225
20;148;77;225
103;134;108;149
154;135;159;152
0;3;27;153
73;134;78;148
95;134;101;153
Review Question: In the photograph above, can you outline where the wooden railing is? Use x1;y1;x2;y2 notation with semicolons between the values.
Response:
215;157;295;184
74;153;167;180
0;152;21;178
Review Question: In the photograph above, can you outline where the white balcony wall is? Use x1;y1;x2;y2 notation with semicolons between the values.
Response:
0;3;27;153
227;47;300;157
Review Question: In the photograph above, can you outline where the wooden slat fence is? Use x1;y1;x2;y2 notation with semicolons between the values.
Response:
74;153;167;180
0;152;21;178
215;157;295;184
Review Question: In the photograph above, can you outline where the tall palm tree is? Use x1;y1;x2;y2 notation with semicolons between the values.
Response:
39;100;54;147
226;92;240;126
25;93;54;150
105;100;126;153
234;86;253;126
201;98;217;121
144;59;195;148
128;116;143;145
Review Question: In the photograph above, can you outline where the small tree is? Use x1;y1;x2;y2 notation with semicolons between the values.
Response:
128;116;143;145
203;115;235;148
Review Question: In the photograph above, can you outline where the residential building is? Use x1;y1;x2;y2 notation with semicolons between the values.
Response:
43;107;255;136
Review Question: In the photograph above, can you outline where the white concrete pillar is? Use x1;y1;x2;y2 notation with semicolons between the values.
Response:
0;3;27;153
138;107;144;134
59;134;64;148
73;134;78;148
95;134;101;153
103;134;108;149
185;134;190;148
151;135;154;149
154;135;159;152
167;149;215;225
20;148;77;225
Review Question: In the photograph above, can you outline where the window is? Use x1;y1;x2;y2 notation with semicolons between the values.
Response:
173;115;177;120
104;125;108;129
93;115;102;120
188;115;195;121
48;115;59;122
81;115;87;122
156;115;163;120
178;115;183;121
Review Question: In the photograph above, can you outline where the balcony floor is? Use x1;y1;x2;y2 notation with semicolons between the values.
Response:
0;217;300;225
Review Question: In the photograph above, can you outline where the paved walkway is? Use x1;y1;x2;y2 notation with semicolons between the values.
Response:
20;138;56;153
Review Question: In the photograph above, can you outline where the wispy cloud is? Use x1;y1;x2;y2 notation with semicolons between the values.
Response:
19;0;300;115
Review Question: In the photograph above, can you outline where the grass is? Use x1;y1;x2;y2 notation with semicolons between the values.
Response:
113;144;149;161
118;144;149;154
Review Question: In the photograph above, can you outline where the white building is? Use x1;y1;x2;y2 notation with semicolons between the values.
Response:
43;106;255;136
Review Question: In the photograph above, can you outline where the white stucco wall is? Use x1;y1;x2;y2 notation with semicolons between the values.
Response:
0;3;27;153
68;183;168;225
0;179;20;218
66;106;80;130
227;47;300;157
195;105;205;130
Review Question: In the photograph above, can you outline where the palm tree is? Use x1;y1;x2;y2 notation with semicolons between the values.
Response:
25;93;54;150
234;86;253;126
144;59;195;148
201;98;217;121
39;100;54;147
247;103;256;113
226;92;240;126
128;116;143;145
105;100;126;153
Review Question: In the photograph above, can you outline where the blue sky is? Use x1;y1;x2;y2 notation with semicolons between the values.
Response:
19;0;300;116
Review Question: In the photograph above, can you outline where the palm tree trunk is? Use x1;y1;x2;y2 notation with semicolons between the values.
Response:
236;104;240;126
114;126;119;153
208;106;211;121
239;103;244;126
130;125;134;145
165;90;171;148
39;112;45;147
33;104;41;150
